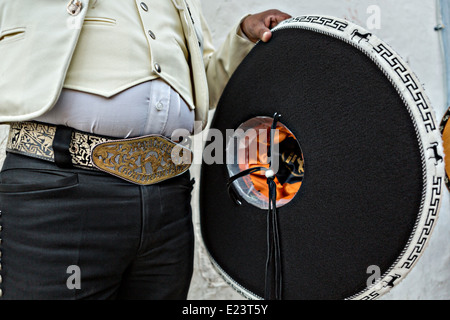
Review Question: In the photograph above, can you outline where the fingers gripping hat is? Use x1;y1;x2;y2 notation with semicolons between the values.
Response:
200;16;445;300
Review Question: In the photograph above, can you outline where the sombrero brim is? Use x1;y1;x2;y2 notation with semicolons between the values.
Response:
200;16;445;300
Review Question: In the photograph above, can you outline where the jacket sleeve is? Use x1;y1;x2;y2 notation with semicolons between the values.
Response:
199;11;255;110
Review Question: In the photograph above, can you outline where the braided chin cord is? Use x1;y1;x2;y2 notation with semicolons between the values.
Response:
227;113;283;300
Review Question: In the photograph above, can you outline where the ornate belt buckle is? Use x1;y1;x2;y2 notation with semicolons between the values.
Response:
91;135;192;185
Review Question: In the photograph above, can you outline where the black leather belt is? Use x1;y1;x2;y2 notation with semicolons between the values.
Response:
6;121;192;185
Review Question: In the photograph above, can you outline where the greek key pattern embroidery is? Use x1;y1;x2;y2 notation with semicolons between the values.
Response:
284;16;349;32
360;292;380;300
401;176;441;269
373;43;436;133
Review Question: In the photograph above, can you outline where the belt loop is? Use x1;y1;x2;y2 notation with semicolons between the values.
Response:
53;125;74;168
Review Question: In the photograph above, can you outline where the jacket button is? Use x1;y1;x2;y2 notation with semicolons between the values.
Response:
156;102;165;111
67;0;82;16
148;30;156;40
140;2;148;11
154;63;161;73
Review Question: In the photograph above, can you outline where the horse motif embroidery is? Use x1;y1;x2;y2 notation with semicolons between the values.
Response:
351;29;372;43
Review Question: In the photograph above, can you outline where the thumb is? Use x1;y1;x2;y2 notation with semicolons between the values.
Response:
260;29;272;43
241;10;291;43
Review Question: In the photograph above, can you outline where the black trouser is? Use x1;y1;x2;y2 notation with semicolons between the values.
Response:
0;152;195;300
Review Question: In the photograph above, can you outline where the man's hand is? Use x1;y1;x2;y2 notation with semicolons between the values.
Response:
241;9;292;43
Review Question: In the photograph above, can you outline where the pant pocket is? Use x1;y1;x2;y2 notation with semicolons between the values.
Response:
0;168;79;193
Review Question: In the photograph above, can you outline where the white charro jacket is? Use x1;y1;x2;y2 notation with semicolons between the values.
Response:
0;0;254;129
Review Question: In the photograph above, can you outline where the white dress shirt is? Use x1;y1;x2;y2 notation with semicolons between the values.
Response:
35;79;194;138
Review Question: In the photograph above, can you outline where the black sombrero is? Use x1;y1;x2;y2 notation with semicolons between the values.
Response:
199;16;445;300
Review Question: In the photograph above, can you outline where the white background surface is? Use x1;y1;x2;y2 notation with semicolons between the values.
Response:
0;0;448;300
